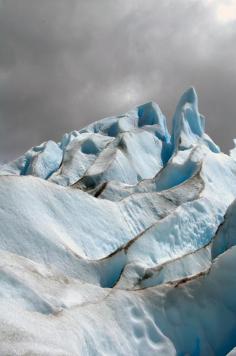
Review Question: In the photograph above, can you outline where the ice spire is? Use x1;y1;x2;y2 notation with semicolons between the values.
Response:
171;87;220;153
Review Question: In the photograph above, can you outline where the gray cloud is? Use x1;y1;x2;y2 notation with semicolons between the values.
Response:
0;0;236;161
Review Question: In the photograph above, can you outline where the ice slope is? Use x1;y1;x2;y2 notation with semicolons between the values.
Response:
0;87;236;355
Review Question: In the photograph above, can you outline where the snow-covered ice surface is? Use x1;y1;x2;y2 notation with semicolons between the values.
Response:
1;88;236;355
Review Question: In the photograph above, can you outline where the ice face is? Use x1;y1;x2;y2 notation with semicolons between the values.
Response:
0;88;236;355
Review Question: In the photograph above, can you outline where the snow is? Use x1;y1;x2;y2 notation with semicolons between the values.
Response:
0;88;236;354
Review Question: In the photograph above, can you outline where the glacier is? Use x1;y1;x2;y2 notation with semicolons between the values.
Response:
0;87;236;355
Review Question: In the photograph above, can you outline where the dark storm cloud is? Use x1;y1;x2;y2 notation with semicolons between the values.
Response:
0;0;236;161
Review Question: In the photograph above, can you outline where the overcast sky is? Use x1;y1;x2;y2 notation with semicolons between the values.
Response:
0;0;236;161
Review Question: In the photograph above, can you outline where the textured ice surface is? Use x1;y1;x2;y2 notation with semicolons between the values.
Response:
1;88;236;355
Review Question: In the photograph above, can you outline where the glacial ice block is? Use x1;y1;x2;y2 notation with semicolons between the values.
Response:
0;88;236;355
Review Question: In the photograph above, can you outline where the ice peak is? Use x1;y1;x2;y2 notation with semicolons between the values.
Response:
171;87;219;154
137;101;170;142
178;86;198;107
